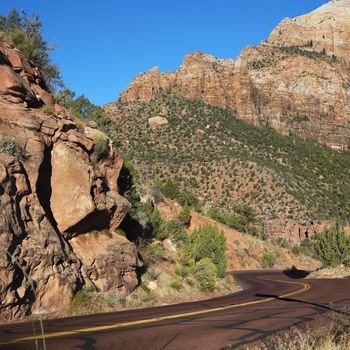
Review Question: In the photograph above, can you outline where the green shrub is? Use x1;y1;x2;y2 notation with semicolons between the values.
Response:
261;252;277;268
178;202;191;226
150;209;165;240
170;280;182;291
138;241;167;261
193;258;217;292
225;274;234;285
183;224;227;277
185;278;195;287
69;290;93;312
157;179;180;199
101;229;112;238
0;136;25;159
40;105;55;115
175;265;189;278
291;239;316;257
207;206;256;234
115;228;126;237
177;191;200;209
93;135;108;156
154;180;200;210
161;219;188;243
224;275;235;289
108;294;126;307
277;238;290;249
315;221;350;267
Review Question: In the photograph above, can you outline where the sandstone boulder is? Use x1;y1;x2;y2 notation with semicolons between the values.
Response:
51;142;95;233
148;116;169;130
70;232;142;295
0;65;37;104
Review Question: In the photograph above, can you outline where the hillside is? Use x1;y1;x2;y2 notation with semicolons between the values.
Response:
157;199;321;271
105;92;350;238
120;0;350;150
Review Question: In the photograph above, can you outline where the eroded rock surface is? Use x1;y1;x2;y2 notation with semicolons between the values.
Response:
71;233;140;296
0;41;141;321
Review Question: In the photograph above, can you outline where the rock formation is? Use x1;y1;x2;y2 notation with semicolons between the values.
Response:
268;0;350;63
0;40;141;321
121;0;350;150
148;116;169;130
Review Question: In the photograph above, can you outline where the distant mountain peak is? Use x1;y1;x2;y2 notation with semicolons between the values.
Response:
120;1;350;150
268;0;350;62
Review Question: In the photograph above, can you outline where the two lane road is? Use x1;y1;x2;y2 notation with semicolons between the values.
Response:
1;271;349;350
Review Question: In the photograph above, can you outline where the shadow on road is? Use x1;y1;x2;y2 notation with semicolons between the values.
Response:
283;266;310;279
254;293;350;317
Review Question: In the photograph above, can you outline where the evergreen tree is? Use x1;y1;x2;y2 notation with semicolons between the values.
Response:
0;9;61;90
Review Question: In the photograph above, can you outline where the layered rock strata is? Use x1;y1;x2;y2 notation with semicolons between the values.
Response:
0;41;141;320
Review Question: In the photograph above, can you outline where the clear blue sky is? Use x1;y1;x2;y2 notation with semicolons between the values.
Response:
0;0;326;105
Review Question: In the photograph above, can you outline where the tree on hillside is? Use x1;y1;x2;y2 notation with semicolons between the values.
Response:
315;221;350;267
178;202;191;226
183;224;227;277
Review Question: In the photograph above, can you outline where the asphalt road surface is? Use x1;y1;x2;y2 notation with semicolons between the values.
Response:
1;270;349;350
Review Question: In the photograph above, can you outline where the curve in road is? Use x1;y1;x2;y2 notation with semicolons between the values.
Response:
0;271;349;350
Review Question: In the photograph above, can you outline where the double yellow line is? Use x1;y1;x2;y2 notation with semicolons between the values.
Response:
0;276;310;346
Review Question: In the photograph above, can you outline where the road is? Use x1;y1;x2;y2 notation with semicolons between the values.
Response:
0;271;349;350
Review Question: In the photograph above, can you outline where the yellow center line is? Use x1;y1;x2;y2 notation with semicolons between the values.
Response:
0;276;311;346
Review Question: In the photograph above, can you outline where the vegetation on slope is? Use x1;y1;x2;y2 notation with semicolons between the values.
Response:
104;91;350;224
314;221;350;267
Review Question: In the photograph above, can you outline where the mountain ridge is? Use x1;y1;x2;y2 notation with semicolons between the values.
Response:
120;0;350;150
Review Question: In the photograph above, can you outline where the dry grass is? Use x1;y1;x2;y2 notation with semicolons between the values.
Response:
243;309;350;350
307;265;350;279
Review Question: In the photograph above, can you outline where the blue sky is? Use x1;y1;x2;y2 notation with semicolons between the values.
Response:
0;0;326;105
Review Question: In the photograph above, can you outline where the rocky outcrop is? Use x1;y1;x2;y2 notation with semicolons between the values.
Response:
120;1;350;149
148;116;169;130
0;40;54;108
268;0;350;63
70;233;140;295
0;42;141;321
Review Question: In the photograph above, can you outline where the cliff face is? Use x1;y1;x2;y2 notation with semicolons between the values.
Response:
0;41;141;321
121;0;350;150
268;0;350;63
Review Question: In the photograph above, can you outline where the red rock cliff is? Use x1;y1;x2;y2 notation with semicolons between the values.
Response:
121;0;350;150
0;41;141;320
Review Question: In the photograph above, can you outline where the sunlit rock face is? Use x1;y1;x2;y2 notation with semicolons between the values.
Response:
121;1;350;150
268;0;350;63
0;41;141;321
